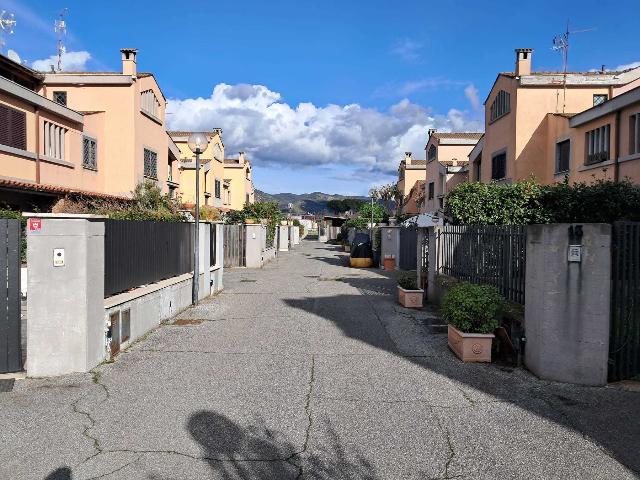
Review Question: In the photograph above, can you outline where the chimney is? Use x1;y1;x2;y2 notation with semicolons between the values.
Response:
404;152;412;163
238;151;245;164
515;48;533;76
121;48;138;76
428;128;437;138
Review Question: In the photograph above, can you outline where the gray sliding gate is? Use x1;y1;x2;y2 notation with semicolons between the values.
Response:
0;219;21;373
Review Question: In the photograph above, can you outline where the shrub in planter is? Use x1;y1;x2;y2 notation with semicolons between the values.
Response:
441;282;505;362
397;271;423;308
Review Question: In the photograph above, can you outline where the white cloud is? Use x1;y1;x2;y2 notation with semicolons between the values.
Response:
464;84;480;111
32;51;91;72
167;83;482;177
615;61;640;71
391;39;423;62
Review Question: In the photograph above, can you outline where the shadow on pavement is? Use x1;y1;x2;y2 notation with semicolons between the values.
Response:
186;410;378;480
284;269;640;475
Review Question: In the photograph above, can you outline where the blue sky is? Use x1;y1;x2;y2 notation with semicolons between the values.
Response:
2;0;639;196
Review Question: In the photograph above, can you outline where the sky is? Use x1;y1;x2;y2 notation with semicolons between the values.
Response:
1;0;639;196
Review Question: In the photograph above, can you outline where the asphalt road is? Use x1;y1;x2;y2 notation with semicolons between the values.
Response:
1;240;638;479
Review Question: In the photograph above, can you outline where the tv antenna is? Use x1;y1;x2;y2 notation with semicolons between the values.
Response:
0;10;17;54
54;8;68;71
551;20;596;112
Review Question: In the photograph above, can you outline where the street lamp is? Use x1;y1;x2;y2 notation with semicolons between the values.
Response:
187;132;209;305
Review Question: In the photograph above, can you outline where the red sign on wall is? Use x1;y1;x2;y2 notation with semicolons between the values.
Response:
28;218;42;232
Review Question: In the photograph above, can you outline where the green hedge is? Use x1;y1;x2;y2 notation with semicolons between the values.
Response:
441;282;505;334
445;178;640;225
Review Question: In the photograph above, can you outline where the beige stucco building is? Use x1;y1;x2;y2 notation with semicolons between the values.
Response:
397;152;426;214
422;130;482;214
169;129;226;208
223;152;255;211
0;49;178;210
472;48;640;185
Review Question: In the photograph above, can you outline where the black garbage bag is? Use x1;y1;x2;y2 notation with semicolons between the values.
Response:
351;232;373;259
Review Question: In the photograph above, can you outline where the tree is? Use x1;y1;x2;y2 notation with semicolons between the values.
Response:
358;202;387;224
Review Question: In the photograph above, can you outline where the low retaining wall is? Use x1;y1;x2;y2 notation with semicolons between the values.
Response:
264;246;277;264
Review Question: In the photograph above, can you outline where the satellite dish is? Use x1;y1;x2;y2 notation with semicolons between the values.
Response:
7;49;20;63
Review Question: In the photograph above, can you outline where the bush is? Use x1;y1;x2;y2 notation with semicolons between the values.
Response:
196;205;221;222
52;181;185;222
445;178;640;225
441;282;504;334
397;271;418;290
444;179;547;225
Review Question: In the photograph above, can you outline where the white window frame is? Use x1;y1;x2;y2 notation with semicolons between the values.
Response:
555;138;571;174
585;124;610;165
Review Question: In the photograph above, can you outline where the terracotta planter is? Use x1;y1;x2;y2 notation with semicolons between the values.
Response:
447;325;494;363
383;257;396;270
280;221;288;226
397;286;423;308
245;219;257;224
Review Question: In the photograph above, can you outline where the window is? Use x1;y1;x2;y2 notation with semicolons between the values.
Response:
168;157;174;182
141;90;160;118
474;156;482;181
428;182;434;199
593;94;608;106
82;136;97;170
43;121;67;160
215;179;221;199
630;113;640;155
491;152;506;180
555;139;570;173
490;90;510;123
246;193;250;205
585;124;610;165
0;103;27;150
53;91;67;106
143;148;158;178
427;144;437;162
213;144;222;162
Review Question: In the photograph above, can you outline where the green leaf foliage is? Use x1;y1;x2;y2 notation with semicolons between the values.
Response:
445;178;640;225
358;202;388;224
441;282;504;334
397;270;418;290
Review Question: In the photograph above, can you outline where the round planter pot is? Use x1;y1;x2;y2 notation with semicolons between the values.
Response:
383;257;396;271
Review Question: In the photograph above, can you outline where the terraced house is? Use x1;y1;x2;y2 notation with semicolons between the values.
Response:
422;130;482;215
397;152;426;214
471;48;640;185
223;151;255;211
0;49;176;209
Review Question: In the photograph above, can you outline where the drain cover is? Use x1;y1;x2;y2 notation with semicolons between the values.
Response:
0;379;15;393
173;319;204;326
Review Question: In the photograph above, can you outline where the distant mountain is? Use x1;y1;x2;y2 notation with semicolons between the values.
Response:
255;190;368;215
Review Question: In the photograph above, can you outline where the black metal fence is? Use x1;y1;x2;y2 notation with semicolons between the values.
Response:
609;221;640;382
104;220;194;297
439;225;527;304
0;219;21;373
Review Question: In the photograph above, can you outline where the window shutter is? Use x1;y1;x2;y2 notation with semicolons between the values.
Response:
0;104;27;150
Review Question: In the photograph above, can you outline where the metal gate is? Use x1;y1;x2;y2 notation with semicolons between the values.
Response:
419;228;429;289
609;221;640;382
0;219;21;373
399;227;418;270
223;224;245;268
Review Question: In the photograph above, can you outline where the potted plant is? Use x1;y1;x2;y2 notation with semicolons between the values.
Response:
441;282;504;363
397;271;423;308
245;218;257;224
383;254;396;271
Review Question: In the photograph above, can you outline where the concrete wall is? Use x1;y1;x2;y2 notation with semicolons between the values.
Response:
380;226;400;268
27;216;224;377
524;223;612;386
27;215;106;377
278;225;289;252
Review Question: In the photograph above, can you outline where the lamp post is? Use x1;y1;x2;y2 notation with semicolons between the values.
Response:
187;132;210;305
